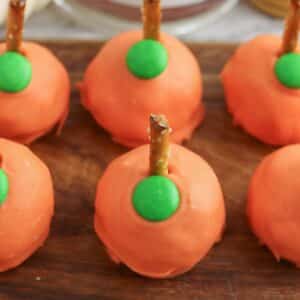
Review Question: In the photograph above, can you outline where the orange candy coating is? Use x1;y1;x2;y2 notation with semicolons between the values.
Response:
80;31;203;148
0;42;70;144
95;144;225;278
221;35;300;146
248;144;300;266
0;139;54;272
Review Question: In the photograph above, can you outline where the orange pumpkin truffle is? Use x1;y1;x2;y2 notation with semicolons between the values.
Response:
81;0;203;148
94;143;225;278
80;30;203;148
0;42;70;144
248;144;300;266
221;35;300;145
0;138;54;272
0;1;69;144
80;0;203;149
222;1;300;146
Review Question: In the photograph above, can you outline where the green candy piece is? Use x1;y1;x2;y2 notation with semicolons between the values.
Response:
275;53;300;89
126;39;168;79
0;169;9;205
0;51;32;93
132;176;180;222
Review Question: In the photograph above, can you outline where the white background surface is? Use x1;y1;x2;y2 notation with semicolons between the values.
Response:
0;0;285;42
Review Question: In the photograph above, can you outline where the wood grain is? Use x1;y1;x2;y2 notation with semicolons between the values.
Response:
0;41;298;300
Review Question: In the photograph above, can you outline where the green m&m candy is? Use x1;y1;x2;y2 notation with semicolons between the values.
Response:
126;39;168;79
132;176;180;222
0;169;9;205
0;51;32;93
275;53;300;89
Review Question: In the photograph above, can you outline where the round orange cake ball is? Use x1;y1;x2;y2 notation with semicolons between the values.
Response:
0;42;70;144
221;35;300;145
0;138;54;272
95;144;225;278
248;144;300;266
80;30;203;148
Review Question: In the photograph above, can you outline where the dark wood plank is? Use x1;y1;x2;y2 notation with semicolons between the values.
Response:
0;41;298;300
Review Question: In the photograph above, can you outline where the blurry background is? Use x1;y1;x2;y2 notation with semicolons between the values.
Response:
0;0;288;41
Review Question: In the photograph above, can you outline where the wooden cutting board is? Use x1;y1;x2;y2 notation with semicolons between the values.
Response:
0;41;298;300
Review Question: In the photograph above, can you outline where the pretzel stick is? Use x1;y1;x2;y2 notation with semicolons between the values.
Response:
6;0;26;52
149;114;170;176
281;0;300;55
143;0;161;40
